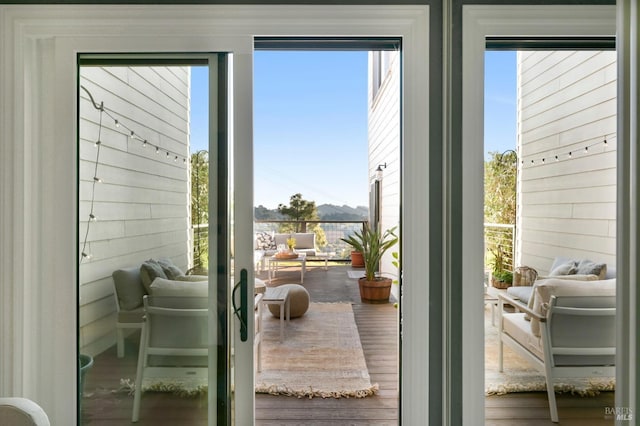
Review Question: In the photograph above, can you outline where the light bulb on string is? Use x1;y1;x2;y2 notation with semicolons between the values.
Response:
603;137;608;147
183;158;187;164
156;147;160;154
542;158;545;164
166;151;170;158
174;155;178;162
93;176;103;183
584;146;589;153
143;140;147;148
81;252;93;260
555;155;559;162
89;213;97;222
130;131;135;139
568;151;572;158
115;119;120;128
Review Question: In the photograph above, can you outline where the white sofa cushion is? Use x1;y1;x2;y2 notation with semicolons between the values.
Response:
293;232;315;249
502;312;543;360
530;278;616;337
150;277;208;298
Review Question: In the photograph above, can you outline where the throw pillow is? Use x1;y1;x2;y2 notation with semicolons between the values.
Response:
255;232;276;250
549;260;577;276
149;277;208;298
112;267;146;310
157;258;185;280
140;259;168;293
576;259;607;279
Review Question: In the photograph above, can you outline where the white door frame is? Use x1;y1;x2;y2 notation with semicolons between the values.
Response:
461;5;616;423
0;5;429;425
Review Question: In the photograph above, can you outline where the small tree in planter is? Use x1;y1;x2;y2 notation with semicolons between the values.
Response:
341;225;398;303
490;246;513;289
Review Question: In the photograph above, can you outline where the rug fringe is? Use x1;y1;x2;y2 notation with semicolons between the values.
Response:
486;379;616;396
255;382;379;399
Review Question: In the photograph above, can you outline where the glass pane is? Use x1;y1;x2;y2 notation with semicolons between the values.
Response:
78;60;214;424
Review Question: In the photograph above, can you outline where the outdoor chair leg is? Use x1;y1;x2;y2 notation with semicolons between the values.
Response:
131;324;148;422
498;300;504;372
116;328;125;358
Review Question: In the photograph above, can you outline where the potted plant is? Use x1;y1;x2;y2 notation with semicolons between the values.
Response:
490;246;513;289
341;225;398;303
349;250;365;268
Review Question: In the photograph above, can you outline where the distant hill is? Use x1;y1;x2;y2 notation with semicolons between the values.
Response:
317;204;369;221
254;204;368;221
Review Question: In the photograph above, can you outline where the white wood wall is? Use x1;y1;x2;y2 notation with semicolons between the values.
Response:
368;51;401;285
79;66;191;356
518;51;616;274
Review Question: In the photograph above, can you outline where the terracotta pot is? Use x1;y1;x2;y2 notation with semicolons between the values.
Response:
358;277;392;304
350;251;365;268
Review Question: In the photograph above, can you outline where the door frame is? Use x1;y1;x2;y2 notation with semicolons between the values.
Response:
460;5;617;423
0;5;429;425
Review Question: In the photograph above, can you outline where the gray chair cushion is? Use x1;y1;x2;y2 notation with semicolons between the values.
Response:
112;267;146;310
140;260;168;293
506;286;534;305
157;258;184;280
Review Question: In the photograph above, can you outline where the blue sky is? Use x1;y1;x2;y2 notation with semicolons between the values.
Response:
190;50;516;209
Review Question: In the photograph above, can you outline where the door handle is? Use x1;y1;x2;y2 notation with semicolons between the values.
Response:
232;268;248;342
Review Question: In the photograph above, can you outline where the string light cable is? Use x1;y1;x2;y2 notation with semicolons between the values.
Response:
520;134;615;167
79;84;189;262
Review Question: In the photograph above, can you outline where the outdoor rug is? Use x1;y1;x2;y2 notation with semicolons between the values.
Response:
255;302;378;399
484;306;615;396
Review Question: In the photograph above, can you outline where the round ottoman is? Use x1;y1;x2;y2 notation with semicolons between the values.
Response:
268;284;310;319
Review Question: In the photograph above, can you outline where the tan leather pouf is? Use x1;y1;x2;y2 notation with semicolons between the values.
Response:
268;284;310;318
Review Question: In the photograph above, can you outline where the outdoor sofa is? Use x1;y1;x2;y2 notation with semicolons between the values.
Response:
497;257;616;423
112;258;207;358
254;232;317;271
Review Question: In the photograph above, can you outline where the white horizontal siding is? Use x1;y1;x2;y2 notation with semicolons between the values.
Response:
517;51;616;270
368;51;400;279
79;66;191;357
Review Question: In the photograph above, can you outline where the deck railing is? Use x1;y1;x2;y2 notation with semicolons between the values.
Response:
254;220;368;259
484;222;516;275
191;219;368;270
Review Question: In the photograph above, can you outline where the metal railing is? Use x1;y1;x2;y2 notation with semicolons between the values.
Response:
255;220;368;259
191;220;369;270
484;222;515;274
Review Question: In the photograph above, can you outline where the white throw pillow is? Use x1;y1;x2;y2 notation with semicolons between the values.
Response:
149;277;208;298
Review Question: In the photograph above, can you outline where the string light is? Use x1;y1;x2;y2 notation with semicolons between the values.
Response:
81;86;188;164
79;84;192;262
521;134;616;167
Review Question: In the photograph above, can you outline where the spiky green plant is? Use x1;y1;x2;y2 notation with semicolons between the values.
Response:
341;225;398;281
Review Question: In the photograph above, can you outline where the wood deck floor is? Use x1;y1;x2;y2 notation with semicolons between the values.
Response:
81;264;613;425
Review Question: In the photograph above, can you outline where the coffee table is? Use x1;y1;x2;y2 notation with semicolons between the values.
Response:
267;253;307;283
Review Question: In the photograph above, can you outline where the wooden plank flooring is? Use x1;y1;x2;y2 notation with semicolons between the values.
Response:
81;265;614;425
